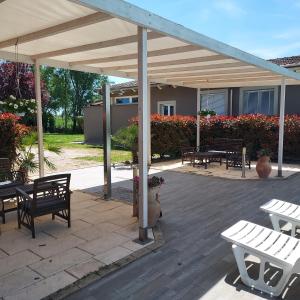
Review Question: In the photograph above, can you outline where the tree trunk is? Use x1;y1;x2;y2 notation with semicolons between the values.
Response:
64;105;67;130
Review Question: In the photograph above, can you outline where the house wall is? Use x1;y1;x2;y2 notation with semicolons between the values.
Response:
150;85;197;115
84;104;138;144
84;84;300;144
285;85;300;114
84;85;197;144
231;88;240;116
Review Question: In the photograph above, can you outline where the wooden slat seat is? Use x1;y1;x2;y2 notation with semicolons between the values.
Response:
221;220;300;296
261;199;300;237
16;174;71;238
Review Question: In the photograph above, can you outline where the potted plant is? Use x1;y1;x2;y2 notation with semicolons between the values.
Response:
198;109;216;117
256;148;272;178
133;175;165;227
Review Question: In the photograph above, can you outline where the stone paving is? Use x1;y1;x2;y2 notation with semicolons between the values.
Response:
175;161;300;180
0;191;153;300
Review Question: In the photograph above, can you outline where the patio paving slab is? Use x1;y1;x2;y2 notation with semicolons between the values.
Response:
94;246;133;265
29;248;93;277
77;232;130;255
0;190;155;299
0;267;42;298
30;234;86;258
66;259;105;279
4;271;77;300
0;250;40;277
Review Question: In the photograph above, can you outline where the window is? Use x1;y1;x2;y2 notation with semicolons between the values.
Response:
115;96;138;105
200;90;227;115
157;101;176;116
241;88;276;115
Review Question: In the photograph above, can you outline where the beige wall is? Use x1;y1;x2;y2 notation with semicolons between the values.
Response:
84;104;138;144
84;85;197;144
84;84;300;144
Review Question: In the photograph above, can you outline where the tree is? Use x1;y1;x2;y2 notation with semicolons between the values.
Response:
0;62;49;104
41;67;107;132
41;67;72;131
69;70;107;131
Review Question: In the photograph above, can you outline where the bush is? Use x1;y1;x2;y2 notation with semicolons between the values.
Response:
0;113;29;167
200;114;300;160
113;124;138;163
129;114;300;161
131;114;196;158
76;116;84;133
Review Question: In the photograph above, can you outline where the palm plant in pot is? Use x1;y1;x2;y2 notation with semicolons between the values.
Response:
256;148;272;178
17;132;61;182
133;175;165;227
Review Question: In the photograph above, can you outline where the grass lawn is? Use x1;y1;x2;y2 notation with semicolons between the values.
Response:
75;151;132;164
44;133;100;149
44;133;132;163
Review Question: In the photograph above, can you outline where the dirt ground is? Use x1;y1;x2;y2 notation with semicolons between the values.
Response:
31;148;101;177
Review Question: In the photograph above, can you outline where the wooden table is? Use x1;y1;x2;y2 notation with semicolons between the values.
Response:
0;183;33;224
192;151;223;169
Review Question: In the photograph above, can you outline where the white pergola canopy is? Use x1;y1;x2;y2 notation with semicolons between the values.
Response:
0;0;300;88
1;0;299;241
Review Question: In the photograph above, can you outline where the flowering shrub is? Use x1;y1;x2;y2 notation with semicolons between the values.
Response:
130;114;300;161
0;113;29;166
0;95;37;115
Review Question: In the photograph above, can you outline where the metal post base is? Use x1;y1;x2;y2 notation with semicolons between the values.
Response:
277;170;283;178
133;227;153;245
103;186;111;200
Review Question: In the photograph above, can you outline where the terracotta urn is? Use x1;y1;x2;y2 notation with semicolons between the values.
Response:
148;187;161;227
256;156;272;178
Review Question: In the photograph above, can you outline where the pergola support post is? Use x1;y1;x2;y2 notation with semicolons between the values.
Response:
196;88;201;148
34;60;44;178
103;83;111;199
137;26;149;243
278;78;286;177
148;80;151;165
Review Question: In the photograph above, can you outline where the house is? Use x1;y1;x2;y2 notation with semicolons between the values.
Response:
84;55;300;144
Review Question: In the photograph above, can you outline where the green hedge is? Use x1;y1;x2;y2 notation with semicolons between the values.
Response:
130;114;300;161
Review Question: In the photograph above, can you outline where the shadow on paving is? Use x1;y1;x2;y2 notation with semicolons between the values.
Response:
64;170;300;300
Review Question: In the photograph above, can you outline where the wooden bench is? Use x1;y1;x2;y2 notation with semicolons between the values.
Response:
204;138;251;169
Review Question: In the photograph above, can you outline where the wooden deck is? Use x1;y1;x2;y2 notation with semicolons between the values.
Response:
66;170;300;300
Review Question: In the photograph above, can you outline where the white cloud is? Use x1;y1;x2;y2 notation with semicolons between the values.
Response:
249;42;300;59
213;0;246;17
274;28;300;40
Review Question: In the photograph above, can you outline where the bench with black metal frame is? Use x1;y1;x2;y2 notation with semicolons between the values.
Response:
225;141;251;170
0;158;25;224
181;146;198;164
16;174;71;238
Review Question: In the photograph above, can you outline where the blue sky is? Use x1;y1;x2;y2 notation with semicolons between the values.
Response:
110;0;300;84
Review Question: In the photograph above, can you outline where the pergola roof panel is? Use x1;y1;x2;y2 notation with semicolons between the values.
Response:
0;0;299;88
0;0;94;41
